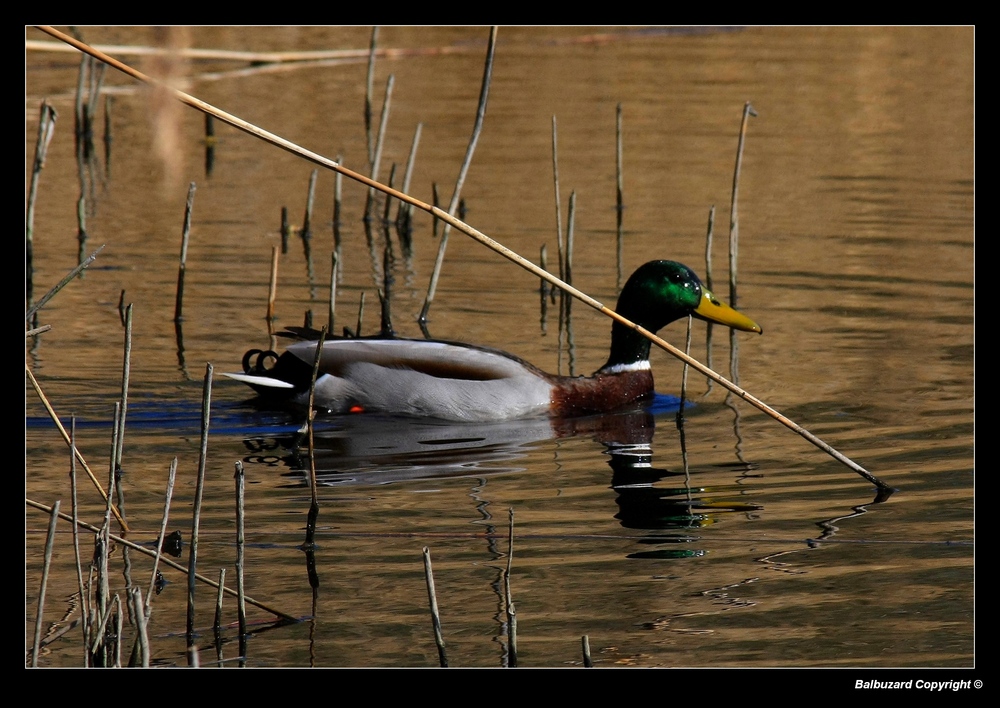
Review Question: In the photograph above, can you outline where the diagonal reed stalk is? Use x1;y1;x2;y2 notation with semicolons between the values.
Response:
26;365;128;530
26;498;297;622
33;26;891;493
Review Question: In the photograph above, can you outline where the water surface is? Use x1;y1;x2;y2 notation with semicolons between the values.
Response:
25;26;973;670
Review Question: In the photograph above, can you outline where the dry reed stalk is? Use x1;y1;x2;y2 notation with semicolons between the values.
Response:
366;74;394;218
383;163;397;224
112;594;123;667
115;303;132;474
186;363;212;651
419;26;498;324
365;27;379;166
729;101;756;308
559;191;577;376
26;101;58;310
214;567;226;633
333;155;343;258
301;169;318;242
204;113;215;176
36;26;889;493
30;499;60;667
329;251;339;330
539;244;550;333
104;95;113;179
396;122;422;230
615;103;625;289
26;498;297;621
234;462;248;638
74;55;90;267
27;245;103;324
267;245;279;323
727;103;756;390
174;182;196;322
130;587;149;667
551;115;564;283
146;458;178;611
678;315;693;428
26;38;476;64
213;568;226;666
303;328;328;548
26;365;128;530
356;291;366;337
422;547;448;667
505;508;517;667
703;204;716;396
582;635;593;667
280;206;290;254
68;418;91;664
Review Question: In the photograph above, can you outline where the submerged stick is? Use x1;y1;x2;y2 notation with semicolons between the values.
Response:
37;27;888;491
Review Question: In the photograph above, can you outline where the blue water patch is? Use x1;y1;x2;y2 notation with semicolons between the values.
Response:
26;398;305;437
649;392;684;415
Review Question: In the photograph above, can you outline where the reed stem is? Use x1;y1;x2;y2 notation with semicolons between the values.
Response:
419;26;497;323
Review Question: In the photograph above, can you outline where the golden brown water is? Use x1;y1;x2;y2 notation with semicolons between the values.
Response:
26;26;973;670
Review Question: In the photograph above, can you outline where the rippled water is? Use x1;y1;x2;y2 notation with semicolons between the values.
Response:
26;26;973;670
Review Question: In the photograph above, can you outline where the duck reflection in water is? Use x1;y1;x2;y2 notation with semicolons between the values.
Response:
555;407;763;559
241;401;762;553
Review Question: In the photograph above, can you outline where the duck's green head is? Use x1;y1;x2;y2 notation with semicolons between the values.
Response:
604;260;761;369
618;260;761;333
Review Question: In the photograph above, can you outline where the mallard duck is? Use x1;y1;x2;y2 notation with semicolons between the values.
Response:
224;260;761;421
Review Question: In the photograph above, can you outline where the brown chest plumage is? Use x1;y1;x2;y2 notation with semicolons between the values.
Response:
549;369;655;417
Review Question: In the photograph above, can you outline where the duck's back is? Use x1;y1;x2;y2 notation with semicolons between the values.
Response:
288;338;554;421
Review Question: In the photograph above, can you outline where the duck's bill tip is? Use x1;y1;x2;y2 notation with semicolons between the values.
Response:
694;290;762;334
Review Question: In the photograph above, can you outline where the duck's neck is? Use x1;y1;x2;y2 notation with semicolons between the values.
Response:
598;321;653;373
